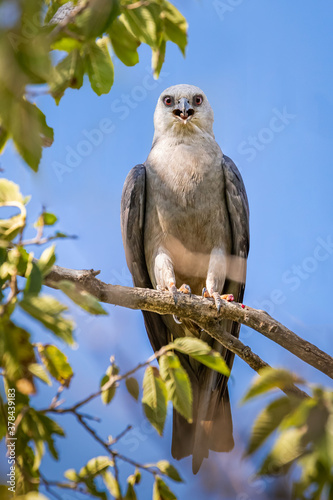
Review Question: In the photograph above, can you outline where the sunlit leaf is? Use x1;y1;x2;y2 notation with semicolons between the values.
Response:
142;366;167;435
126;377;139;401
156;460;183;482
84;38;114;95
28;362;52;386
108;17;140;66
159;353;192;422
245;396;298;456
50;49;85;104
38;343;73;387
153;476;177;500
122;4;162;48
102;470;122;498
242;367;304;403
79;456;113;477
162;1;187;55
259;427;306;475
37;245;56;277
57;280;108;315
100;363;119;404
0;320;36;394
19;295;75;345
172;337;230;376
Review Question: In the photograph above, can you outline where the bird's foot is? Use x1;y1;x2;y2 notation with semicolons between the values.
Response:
168;282;179;304
158;283;192;305
178;284;191;296
202;287;234;313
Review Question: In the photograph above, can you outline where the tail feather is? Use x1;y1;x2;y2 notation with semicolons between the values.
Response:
171;384;234;474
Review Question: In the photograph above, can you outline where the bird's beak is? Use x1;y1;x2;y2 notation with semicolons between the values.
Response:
173;97;194;122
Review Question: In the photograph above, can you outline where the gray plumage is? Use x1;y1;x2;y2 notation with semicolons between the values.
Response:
121;84;249;473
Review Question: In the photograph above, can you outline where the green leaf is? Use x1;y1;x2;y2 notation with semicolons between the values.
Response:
0;178;24;204
73;0;120;39
34;212;58;227
126;377;139;401
162;1;187;55
84;38;114;96
124;482;137;500
0;126;8;153
50;49;85;104
79;456;113;477
159;353;192;422
122;4;162;49
245;396;298;456
28;363;52;386
64;468;81;482
38;344;73;387
0;94;53;171
0;179;26;240
242;367;304;403
37;244;56;277
153;476;177;500
127;469;141;486
172;337;230;376
152;38;166;79
24;261;43;297
108;17;140;66
100;363;119;404
19;295;75;345
57;280;108;315
51;37;83;52
142;366;167;435
259;427;306;475
279;396;318;430
102;470;122;498
20;409;65;462
0;320;36;394
156;460;183;482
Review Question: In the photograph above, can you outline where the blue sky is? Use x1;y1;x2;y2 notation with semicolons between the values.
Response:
1;1;333;498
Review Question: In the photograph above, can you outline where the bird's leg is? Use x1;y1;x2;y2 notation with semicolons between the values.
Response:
154;249;178;303
203;248;234;312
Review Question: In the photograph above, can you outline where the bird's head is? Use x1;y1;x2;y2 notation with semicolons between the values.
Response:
153;84;214;138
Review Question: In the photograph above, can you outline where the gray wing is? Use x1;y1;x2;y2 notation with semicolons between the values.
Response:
217;154;250;384
120;165;169;352
223;154;250;269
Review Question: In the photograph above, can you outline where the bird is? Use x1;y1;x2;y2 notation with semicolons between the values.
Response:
120;84;249;473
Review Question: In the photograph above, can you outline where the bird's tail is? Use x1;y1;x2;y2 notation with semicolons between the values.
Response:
171;380;234;474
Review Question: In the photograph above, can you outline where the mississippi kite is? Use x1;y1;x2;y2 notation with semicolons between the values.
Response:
121;84;249;473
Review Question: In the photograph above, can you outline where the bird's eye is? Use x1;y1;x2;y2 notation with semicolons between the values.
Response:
194;95;203;106
163;96;173;106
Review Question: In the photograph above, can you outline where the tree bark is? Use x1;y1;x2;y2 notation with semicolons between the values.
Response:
44;264;333;383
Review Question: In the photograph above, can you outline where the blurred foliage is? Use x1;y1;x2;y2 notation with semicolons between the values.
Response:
243;367;333;500
0;178;232;498
0;0;187;171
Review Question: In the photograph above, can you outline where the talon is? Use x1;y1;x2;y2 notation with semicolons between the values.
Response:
212;292;222;313
221;293;234;302
173;315;182;324
202;287;210;298
168;282;178;304
178;284;191;295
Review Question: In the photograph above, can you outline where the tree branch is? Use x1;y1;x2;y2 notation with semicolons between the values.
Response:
43;264;333;382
